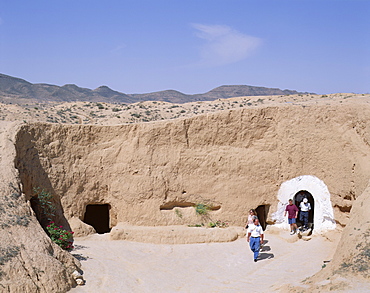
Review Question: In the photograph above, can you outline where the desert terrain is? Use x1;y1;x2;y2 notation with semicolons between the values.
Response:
0;92;365;125
1;92;370;292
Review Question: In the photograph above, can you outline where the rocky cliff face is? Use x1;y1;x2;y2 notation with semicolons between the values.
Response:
0;122;80;292
14;102;370;230
326;181;370;278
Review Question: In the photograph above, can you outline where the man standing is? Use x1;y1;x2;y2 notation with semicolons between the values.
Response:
247;217;264;262
284;199;298;235
299;198;311;231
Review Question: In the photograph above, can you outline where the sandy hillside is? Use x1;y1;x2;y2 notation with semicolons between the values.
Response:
1;93;369;125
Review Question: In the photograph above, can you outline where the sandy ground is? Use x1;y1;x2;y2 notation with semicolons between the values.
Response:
70;229;339;293
1;93;369;126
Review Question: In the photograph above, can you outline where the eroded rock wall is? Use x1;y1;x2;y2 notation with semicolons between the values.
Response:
14;103;370;228
327;180;370;278
0;121;80;292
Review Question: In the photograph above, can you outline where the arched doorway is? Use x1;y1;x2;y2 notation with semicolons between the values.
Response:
272;175;336;233
293;190;314;230
83;204;111;234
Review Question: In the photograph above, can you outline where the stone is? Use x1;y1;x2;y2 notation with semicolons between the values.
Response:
69;217;96;237
76;278;85;286
72;270;82;279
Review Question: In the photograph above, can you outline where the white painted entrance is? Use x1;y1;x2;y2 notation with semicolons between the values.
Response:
272;175;336;233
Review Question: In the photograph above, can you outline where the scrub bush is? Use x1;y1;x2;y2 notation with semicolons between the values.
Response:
194;203;209;215
46;222;74;251
34;188;74;251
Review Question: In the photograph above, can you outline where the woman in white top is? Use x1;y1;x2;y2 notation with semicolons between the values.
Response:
246;209;257;229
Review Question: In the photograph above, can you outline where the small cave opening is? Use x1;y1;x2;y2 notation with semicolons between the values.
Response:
255;205;270;230
83;204;111;234
293;190;315;230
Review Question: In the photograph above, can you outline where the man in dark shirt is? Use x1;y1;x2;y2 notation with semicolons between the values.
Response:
284;199;298;235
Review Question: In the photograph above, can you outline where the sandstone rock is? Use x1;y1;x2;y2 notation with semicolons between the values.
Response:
326;180;370;277
0;121;80;292
69;217;96;237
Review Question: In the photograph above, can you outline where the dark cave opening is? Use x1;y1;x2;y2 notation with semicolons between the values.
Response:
83;204;111;234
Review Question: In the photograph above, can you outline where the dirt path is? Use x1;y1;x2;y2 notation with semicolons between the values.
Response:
70;229;339;293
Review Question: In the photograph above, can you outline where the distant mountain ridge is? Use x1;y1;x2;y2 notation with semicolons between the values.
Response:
0;73;311;104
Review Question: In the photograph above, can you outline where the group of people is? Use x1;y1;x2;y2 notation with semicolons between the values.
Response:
245;197;312;262
284;198;311;235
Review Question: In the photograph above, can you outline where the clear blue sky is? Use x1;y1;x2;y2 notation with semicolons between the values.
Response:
0;0;369;94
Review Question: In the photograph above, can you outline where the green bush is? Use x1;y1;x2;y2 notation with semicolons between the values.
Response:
194;203;209;215
131;113;141;118
208;220;229;228
34;187;55;222
33;188;74;251
46;222;74;251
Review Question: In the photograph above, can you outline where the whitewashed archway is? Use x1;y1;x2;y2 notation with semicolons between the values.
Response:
272;175;336;233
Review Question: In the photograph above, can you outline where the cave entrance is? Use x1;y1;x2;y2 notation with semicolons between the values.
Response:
293;190;315;230
256;205;270;230
83;204;111;234
273;175;336;233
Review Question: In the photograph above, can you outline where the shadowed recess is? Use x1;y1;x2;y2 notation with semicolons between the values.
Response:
83;204;111;234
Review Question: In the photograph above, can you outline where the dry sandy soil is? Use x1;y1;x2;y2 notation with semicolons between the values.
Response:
70;228;342;293
2;93;369;125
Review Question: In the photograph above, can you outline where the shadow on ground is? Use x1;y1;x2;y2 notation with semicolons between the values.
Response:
259;253;274;260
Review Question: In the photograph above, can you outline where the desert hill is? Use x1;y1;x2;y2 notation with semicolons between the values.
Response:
0;73;309;104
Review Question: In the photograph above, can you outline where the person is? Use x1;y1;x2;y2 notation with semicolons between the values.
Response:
299;198;311;231
247;217;264;262
245;209;258;229
284;199;298;235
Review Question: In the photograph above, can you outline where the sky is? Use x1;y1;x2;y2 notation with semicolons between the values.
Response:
0;0;369;95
